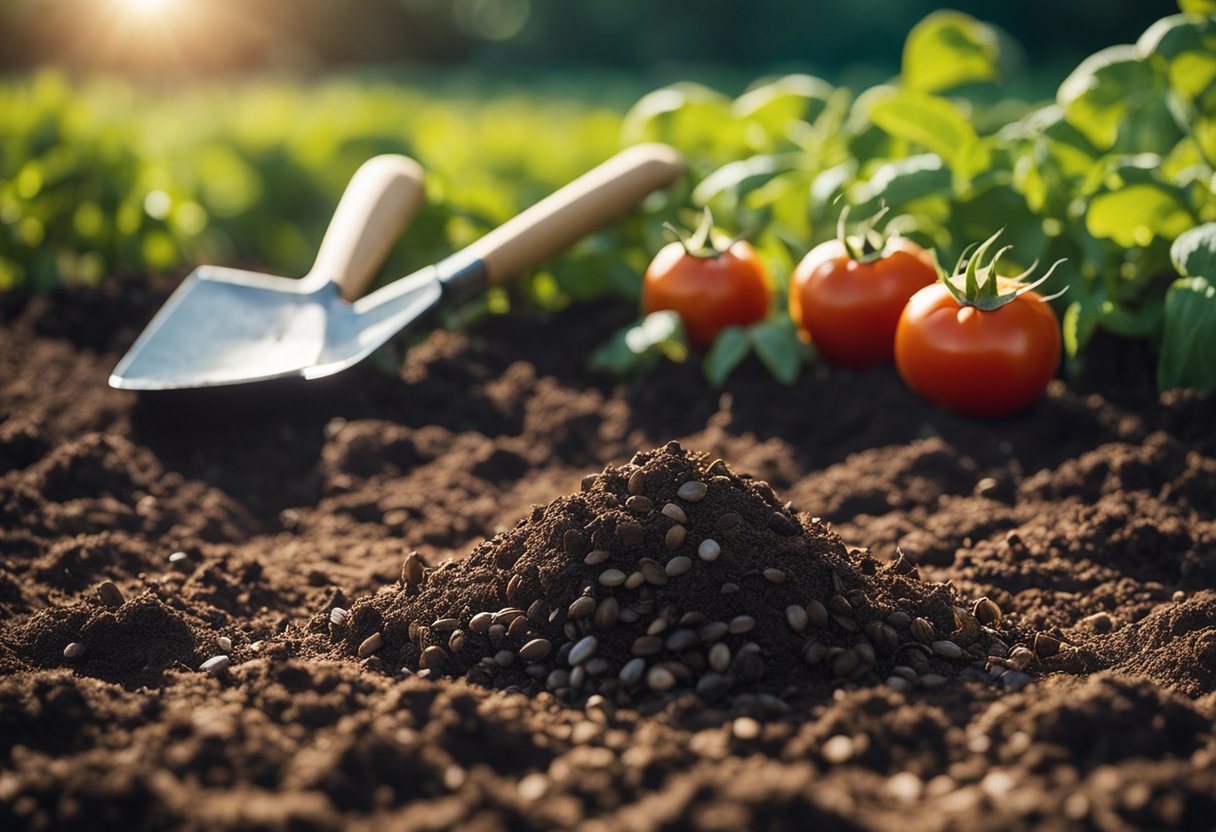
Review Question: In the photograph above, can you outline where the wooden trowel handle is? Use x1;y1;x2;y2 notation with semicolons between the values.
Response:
309;155;426;301
466;144;684;285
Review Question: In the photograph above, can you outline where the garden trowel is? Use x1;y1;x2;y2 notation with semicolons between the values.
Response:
109;143;684;390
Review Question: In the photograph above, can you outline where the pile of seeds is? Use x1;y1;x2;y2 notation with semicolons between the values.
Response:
319;443;1039;709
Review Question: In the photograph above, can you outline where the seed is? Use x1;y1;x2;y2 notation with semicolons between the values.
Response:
696;672;733;703
887;611;912;628
626;495;653;514
631;635;664;657
733;716;761;740
973;597;1002;626
831;570;846;593
709;643;731;673
595;597;619;630
562;529;585;556
932;640;963;660
665;525;687;551
721;582;740;594
661;503;688;524
807;600;829;628
568;596;596;620
833;615;858;633
97;581;124;608
763;568;786;584
432;618;460;633
832;650;860;678
892;665;918;682
665;556;693;577
518;638;552;662
865;621;899;651
63;642;86;660
506;574;523;601
628;469;646;495
584;549;610;566
168;551;190;570
508;616;532;639
680;611;706;627
1008;646;1034;670
803;641;827;666
329;607;348;626
449;630;465;652
420;645;450;670
786;605;809;633
665;629;698;651
830;594;852;614
1033;633;1061;660
646;666;677;691
822;735;854;763
698;621;728;642
619;657;646;686
547;669;569;690
586;658;610;676
887;676;913;693
647;617;670;636
768;513;798;536
1081;611;1114;633
920;673;948;690
358;633;383;658
911;617;935;644
494;649;515;667
580;473;598;492
623;571;644;590
402;552;425;586
736;651;765;682
855;643;876;665
470;612;494;633
728;615;755;635
677;481;708;502
569;635;598;665
494;608;524;626
217;636;233;653
598;569;627;587
201;655;231;675
639;559;668;586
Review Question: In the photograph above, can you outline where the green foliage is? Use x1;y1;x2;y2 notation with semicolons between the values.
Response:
902;11;1001;94
589;311;688;377
622;9;1215;390
0;71;628;294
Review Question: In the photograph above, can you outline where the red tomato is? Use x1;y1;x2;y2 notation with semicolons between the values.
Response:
789;237;937;369
894;279;1061;417
642;240;771;348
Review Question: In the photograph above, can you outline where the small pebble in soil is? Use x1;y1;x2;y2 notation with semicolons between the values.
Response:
697;538;721;562
330;607;348;625
822;735;855;763
168;551;190;570
63;642;86;660
217;636;232;653
200;655;231;675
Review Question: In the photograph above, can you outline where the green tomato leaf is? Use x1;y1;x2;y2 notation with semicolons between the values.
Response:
902;11;1001;94
868;90;988;178
1158;275;1216;391
703;326;752;387
1057;46;1161;150
749;319;805;385
733;74;835;136
1171;222;1216;279
854;154;953;214
1085;183;1194;248
589;311;688;377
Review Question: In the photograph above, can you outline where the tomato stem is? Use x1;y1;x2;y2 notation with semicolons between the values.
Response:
940;228;1068;311
836;202;892;264
664;207;737;259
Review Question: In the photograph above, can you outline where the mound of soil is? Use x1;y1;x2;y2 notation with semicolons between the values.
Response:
1;280;1214;830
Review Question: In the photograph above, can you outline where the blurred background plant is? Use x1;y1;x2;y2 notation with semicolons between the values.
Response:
1;0;1212;389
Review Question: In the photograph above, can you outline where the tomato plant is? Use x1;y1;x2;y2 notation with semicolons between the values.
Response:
895;231;1064;416
789;207;937;369
641;209;771;348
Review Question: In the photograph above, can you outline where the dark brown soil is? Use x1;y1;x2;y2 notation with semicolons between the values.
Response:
1;279;1214;831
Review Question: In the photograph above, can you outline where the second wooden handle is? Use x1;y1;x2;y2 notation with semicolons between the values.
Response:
310;155;427;301
466;144;684;284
